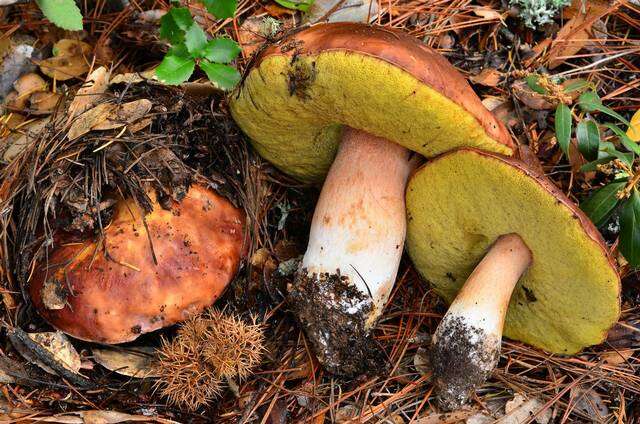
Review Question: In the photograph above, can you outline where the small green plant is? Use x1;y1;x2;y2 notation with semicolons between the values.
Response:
527;74;640;265
274;0;315;12
36;0;83;30
156;1;241;89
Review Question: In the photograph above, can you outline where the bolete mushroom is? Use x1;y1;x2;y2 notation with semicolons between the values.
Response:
30;185;245;344
230;23;514;375
405;148;621;408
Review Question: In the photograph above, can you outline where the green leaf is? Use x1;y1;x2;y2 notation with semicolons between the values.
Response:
580;181;626;227
184;23;208;57
604;123;640;155
155;47;195;85
580;156;616;172
576;120;600;161
578;91;602;112
201;0;237;19
620;189;640;266
562;79;590;93
578;91;630;126
525;74;547;94
168;7;194;31
274;0;315;11
203;38;241;63
555;103;572;156
199;60;240;90
600;141;634;168
159;12;183;44
36;0;83;30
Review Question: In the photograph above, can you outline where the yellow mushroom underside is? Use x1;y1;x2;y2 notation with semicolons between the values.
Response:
406;150;620;354
230;51;512;183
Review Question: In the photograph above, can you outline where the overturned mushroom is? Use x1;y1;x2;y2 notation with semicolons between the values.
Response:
230;23;513;375
30;185;245;344
406;148;620;408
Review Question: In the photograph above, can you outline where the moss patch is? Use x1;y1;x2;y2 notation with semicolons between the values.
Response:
406;149;620;354
230;52;512;183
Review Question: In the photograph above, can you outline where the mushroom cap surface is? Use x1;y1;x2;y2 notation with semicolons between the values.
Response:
230;22;513;183
30;185;246;344
406;148;620;354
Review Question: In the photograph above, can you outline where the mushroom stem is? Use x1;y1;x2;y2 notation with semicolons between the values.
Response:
431;233;532;409
290;127;415;375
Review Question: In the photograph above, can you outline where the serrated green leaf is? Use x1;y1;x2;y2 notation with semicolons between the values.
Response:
576;120;600;161
201;0;237;19
159;12;183;44
155;48;195;85
199;60;240;90
562;79;590;93
184;23;208;57
168;7;194;31
36;0;83;30
203;38;241;63
555;103;572;156
274;0;314;11
525;74;547;94
580;181;625;227
620;189;640;266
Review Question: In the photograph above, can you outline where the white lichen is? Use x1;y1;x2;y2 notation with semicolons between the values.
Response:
510;0;571;28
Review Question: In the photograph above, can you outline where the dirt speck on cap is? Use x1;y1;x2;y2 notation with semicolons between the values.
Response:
289;268;386;376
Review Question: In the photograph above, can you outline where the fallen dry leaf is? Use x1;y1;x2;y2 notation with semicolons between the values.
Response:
29;91;62;115
39;39;92;81
470;68;503;87
92;346;160;378
38;410;179;424
600;348;634;365
2;117;49;161
14;331;81;375
570;386;608;421
68;103;115;140
470;5;504;22
67;66;110;122
512;80;554;110
502;393;551;424
415;410;477;424
92;99;152;130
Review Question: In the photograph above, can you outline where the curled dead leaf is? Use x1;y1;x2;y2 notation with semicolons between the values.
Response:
92;346;160;378
2;117;49;161
92;99;152;130
512;80;555;110
29;91;62;115
39;39;92;81
67;66;110;122
470;68;503;87
68;103;115;140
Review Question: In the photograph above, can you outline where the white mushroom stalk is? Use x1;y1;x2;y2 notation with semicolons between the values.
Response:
289;127;416;375
431;233;532;409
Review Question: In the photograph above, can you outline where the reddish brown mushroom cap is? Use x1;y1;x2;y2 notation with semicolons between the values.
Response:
29;185;246;344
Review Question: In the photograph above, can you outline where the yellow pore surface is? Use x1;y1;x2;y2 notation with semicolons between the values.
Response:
230;51;512;183
406;149;620;354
